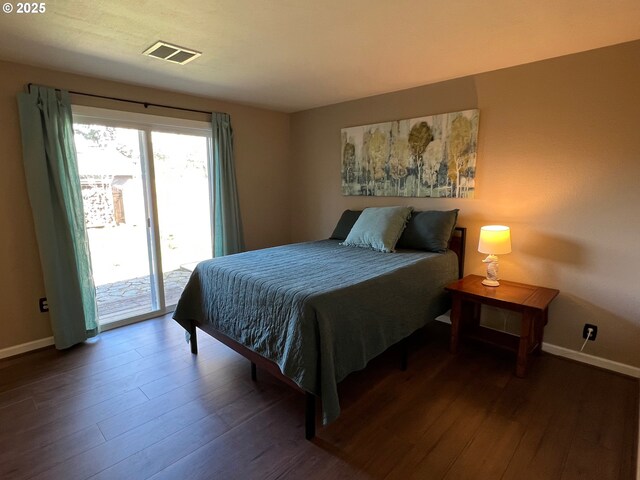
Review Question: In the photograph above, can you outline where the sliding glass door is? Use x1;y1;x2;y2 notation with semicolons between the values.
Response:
73;107;213;326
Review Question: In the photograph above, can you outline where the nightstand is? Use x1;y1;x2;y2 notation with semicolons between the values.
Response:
445;274;559;377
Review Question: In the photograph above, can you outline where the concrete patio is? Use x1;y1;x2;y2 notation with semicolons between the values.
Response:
95;267;192;321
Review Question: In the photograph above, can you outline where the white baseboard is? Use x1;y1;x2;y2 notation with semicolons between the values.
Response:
0;336;54;360
541;343;640;378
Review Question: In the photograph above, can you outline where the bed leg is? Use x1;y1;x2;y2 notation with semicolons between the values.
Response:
400;338;409;371
305;392;316;440
251;362;257;381
189;321;198;355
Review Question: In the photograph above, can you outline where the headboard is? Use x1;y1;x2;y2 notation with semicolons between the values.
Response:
448;227;466;279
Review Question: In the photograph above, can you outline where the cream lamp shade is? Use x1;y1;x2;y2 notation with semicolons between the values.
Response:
478;225;511;286
478;225;512;255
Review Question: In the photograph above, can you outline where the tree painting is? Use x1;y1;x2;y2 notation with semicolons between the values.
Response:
367;128;389;191
342;139;356;185
423;139;442;197
447;114;473;198
408;121;433;197
341;109;479;198
389;134;410;195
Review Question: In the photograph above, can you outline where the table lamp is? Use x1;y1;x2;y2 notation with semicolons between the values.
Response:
478;225;511;286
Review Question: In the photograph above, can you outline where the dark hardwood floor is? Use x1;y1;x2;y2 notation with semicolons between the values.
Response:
0;314;637;480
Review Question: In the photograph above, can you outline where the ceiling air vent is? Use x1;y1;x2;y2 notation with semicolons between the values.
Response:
142;41;201;65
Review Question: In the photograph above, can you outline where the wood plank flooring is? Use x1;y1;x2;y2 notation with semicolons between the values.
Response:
0;314;637;480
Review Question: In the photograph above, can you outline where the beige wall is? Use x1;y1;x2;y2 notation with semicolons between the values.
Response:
0;60;290;350
290;41;640;367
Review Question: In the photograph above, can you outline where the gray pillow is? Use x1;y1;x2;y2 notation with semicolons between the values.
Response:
396;209;459;252
330;210;362;240
341;206;413;253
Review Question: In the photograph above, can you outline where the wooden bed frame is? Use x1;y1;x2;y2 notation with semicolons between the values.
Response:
187;227;466;440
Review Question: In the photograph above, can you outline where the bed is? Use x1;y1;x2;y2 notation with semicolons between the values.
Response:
173;209;465;439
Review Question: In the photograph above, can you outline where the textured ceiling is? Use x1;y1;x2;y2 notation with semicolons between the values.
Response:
0;0;639;112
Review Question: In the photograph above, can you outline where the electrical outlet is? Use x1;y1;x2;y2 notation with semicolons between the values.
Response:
39;297;49;313
582;323;597;341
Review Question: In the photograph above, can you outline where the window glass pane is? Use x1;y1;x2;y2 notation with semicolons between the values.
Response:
74;124;158;323
151;131;212;306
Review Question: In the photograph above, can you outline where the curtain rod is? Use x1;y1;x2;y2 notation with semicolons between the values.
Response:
27;83;218;116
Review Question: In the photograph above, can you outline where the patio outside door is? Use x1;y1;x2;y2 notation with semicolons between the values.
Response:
73;108;213;327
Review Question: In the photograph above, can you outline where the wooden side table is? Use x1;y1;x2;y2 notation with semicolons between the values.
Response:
445;274;559;377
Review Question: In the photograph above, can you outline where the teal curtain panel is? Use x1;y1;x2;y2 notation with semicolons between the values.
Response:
212;112;245;256
18;85;99;349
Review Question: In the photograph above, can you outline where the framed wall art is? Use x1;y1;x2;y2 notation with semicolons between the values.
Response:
341;109;479;198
